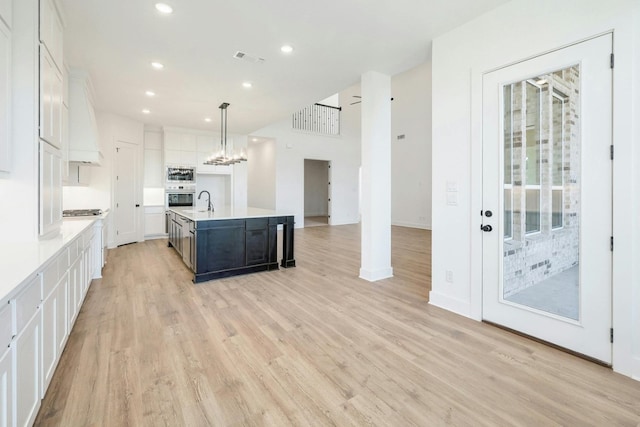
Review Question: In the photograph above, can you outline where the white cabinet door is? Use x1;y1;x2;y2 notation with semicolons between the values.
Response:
68;255;81;328
40;141;62;236
180;150;197;166
56;273;68;353
0;346;12;427
0;0;11;29
144;207;166;237
39;47;62;149
181;133;197;152
164;132;181;150
61;104;69;182
164;149;181;166
41;287;57;397
14;311;41;427
143;149;163;187
0;21;10;173
39;0;63;70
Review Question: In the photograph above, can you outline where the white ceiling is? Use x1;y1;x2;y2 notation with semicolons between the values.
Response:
59;0;509;135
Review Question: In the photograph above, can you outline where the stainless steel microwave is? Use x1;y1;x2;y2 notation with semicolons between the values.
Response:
166;166;196;183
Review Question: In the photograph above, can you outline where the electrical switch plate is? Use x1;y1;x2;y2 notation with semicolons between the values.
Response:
445;270;454;283
446;193;458;206
446;181;458;192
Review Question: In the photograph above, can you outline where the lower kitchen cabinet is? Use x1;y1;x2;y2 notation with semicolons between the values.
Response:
0;346;12;427
68;253;82;329
41;271;67;397
144;206;166;238
15;310;41;427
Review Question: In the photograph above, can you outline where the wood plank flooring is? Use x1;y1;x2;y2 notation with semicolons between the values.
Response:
35;225;640;426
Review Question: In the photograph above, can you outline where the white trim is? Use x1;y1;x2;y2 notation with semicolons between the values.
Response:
359;267;394;282
391;220;431;230
429;292;476;320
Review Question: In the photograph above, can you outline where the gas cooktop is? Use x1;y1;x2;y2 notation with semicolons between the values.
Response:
62;209;103;217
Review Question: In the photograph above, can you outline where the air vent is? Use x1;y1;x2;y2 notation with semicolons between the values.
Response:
233;51;265;64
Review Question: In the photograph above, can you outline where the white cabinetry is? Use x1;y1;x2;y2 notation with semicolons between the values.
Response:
144;206;166;238
40;141;63;237
13;275;42;427
39;0;63;70
144;130;163;187
0;304;12;427
164;131;197;167
0;344;12;427
0;19;10;174
0;0;11;29
39;46;63;149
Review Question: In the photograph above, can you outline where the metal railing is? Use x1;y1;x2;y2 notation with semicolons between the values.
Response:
292;103;341;136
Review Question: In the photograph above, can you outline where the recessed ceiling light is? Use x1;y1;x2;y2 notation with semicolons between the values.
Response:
145;90;155;97
154;3;173;14
142;109;151;114
280;45;294;54
204;118;212;122
252;138;258;142
151;62;164;70
242;82;253;89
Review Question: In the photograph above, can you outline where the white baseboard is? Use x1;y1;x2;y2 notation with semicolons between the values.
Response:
391;220;432;230
359;267;394;282
428;290;472;319
633;356;640;381
143;234;168;241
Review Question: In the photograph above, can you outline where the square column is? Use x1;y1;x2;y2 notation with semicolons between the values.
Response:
360;71;393;281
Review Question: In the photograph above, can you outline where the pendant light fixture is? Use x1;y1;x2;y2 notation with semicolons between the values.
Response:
204;102;247;166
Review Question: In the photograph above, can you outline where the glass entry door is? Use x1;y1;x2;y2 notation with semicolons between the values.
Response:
482;34;612;364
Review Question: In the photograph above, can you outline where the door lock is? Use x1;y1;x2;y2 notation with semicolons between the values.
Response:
485;210;493;217
481;224;493;232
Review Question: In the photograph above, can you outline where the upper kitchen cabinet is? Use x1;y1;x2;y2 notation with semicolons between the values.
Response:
40;140;62;236
68;70;102;165
39;46;63;149
39;0;63;71
164;130;197;167
0;0;11;29
0;18;10;173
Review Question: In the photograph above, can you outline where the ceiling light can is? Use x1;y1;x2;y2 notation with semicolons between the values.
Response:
155;3;173;14
280;45;294;54
242;82;252;89
151;62;164;70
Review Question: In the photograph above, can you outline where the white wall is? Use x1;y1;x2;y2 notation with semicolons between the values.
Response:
251;85;362;228
0;0;39;242
391;61;432;229
247;139;276;210
304;159;329;217
430;0;640;379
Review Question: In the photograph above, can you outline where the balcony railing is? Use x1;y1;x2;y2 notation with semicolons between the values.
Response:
292;103;341;136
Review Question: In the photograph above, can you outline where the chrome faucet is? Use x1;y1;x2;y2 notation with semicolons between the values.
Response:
197;190;214;212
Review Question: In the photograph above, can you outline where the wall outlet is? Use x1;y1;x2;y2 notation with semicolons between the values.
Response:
445;270;454;283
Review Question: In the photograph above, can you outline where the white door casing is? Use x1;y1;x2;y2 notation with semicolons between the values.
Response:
482;34;613;363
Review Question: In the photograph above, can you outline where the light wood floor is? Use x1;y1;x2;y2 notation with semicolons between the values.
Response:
36;225;640;426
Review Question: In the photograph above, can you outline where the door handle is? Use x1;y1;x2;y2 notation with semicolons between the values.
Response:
481;224;493;232
135;204;140;207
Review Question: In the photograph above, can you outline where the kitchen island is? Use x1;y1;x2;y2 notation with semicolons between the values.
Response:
167;207;296;283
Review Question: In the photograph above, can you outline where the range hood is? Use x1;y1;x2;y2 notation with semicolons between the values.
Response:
68;70;102;165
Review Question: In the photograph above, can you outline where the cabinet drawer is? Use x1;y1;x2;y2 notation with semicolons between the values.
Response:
0;304;11;347
13;275;41;335
246;218;268;231
69;236;81;260
57;247;70;272
42;260;58;299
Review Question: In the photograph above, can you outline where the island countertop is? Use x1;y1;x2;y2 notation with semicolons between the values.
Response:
168;206;293;221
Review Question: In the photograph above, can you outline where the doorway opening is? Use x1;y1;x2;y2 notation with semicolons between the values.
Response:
303;159;331;227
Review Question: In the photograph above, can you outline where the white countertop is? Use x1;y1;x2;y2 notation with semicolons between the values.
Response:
169;206;293;222
0;217;101;305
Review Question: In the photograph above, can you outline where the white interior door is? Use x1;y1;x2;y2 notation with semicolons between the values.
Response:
482;34;612;363
115;141;139;246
